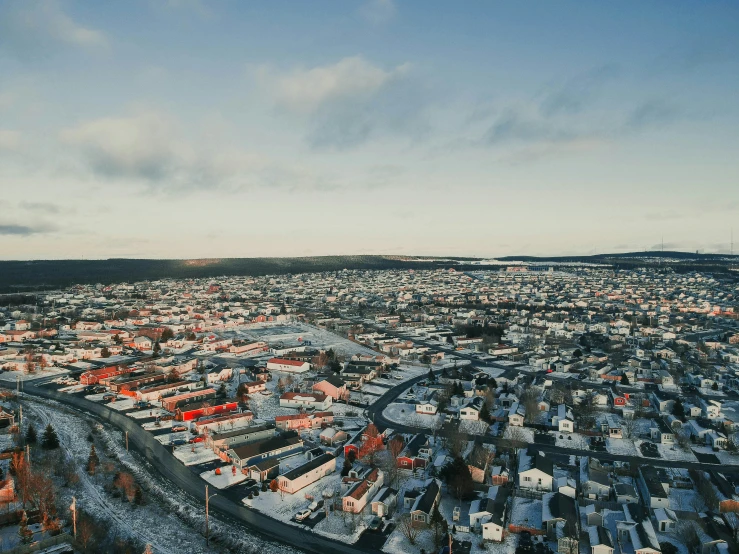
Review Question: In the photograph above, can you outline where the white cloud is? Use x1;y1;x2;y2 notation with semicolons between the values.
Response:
0;0;107;57
359;0;396;24
0;130;22;151
262;56;410;114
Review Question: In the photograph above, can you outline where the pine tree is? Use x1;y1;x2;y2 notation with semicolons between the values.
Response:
86;444;100;475
479;403;491;423
41;424;60;449
134;487;144;505
25;424;37;445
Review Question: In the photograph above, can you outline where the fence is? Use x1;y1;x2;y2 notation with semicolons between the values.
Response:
514;488;544;500
578;498;623;511
5;532;74;554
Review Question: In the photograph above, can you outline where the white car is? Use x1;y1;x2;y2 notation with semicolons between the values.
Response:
295;509;312;522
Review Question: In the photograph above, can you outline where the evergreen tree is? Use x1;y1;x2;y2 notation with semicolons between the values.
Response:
430;504;449;551
621;374;630;386
479;403;491;423
134;487;144;505
25;424;37;445
42;424;60;450
86;444;100;475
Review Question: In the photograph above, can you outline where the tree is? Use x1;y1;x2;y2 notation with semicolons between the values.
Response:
660;543;678;554
86;444;100;475
25;424;37;445
134;486;144;505
113;472;137;502
358;424;383;467
672;398;685;420
479;402;491;423
41;424;60;449
621;374;630;386
101;347;111;358
18;513;33;544
153;341;161;356
161;328;174;342
399;514;421;545
441;457;475;500
430;504;448;551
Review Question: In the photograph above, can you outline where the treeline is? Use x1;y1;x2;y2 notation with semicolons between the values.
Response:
0;256;468;293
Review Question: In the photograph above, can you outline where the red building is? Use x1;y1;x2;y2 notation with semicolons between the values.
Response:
175;400;238;422
80;365;133;385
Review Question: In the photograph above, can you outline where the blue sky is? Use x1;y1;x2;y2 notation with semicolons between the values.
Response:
0;0;737;259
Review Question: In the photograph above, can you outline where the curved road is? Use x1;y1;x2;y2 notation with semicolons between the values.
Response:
6;381;373;554
367;368;739;474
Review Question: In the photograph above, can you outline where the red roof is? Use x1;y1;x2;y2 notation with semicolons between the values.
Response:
268;358;307;367
280;392;327;401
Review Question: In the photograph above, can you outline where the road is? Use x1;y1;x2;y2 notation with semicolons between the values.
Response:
4;380;376;554
366;366;739;474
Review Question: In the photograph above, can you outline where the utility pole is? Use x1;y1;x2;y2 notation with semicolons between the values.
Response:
25;445;30;468
70;497;77;538
125;431;129;451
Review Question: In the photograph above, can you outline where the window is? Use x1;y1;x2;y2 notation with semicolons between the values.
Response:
523;476;532;482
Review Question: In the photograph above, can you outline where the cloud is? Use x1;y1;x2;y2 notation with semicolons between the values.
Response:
0;0;107;59
259;57;428;149
537;64;621;117
359;0;396;24
624;99;678;132
59;111;339;191
0;223;55;236
19;201;60;214
263;56;409;114
0;129;22;151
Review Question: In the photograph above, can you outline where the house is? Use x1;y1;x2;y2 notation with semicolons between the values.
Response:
342;467;383;514
266;358;311;373
175;399;238;422
240;380;266;394
279;392;332;410
614;483;639;504
408;479;441;526
319;427;348;446
507;402;525;427
469;486;510;542
602;414;623;439
277;453;335;494
582;460;611;500
588;525;615;554
161;388;216;412
519;450;554;492
371;487;398;518
415;394;439;415
312;375;347;401
650;419;674;445
275;411;333;431
227;435;303;468
637;465;670;509
551;404;575;433
651;391;674;414
397;434;433;470
460;397;485;420
617;504;661;554
247;458;280;483
541;491;578;539
0;407;15;428
653;508;677;533
207;423;276;451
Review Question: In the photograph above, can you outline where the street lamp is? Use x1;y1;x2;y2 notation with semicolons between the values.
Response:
205;485;218;546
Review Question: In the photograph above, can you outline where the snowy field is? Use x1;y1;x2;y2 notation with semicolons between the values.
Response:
503;426;535;443
225;322;379;359
552;431;590;449
173;443;221;466
0;366;68;382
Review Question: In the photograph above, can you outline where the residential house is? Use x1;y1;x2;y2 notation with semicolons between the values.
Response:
278;453;336;494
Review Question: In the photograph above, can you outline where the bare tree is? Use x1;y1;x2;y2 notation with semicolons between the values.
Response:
521;386;541;423
398;514;421;545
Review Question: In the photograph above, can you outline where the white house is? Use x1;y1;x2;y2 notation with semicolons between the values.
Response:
279;392;332;410
267;358;311;373
277;453;335;494
518;450;554;492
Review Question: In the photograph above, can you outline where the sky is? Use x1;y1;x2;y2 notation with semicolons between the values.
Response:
0;0;738;260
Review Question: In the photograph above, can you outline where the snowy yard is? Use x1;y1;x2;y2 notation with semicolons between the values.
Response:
606;438;639;456
657;443;697;462
105;397;137;411
382;403;443;429
128;407;169;420
669;488;707;511
173;443;221;466
551;431;590;449
154;430;190;444
0;366;68;382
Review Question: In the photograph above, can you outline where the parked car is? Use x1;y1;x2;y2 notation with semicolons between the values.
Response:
171;439;187;446
188;436;205;444
295;509;312;522
102;394;117;401
368;516;383;532
171;425;188;433
308;499;324;512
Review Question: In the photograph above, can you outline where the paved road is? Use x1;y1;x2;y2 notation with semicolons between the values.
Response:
367;367;739;474
5;381;374;554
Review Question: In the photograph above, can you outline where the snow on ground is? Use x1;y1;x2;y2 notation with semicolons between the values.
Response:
128;407;169;420
0;367;68;382
142;419;174;431
459;419;489;435
657;443;697;462
382;527;434;554
173;443;221;466
154;430;190;445
552;431;590;450
106;397;137;411
360;384;391;396
382;403;443;429
606;438;639;456
669;488;706;511
503;426;535;443
200;465;247;489
59;384;86;393
21;395;299;554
